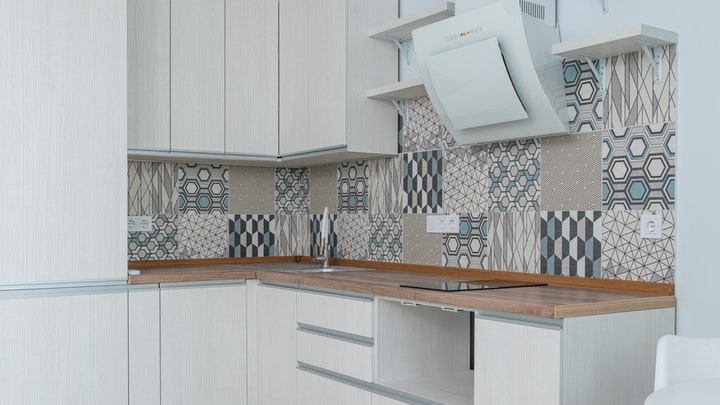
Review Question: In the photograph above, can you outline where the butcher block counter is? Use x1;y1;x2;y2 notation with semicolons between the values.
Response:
128;257;675;319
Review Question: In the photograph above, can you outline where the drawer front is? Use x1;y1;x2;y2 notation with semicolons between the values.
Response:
297;291;373;337
297;330;373;382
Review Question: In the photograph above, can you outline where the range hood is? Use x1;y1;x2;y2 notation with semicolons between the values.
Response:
412;0;568;144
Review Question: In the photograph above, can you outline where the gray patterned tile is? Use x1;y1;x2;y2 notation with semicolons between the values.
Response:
369;213;402;263
228;166;275;214
443;145;489;214
275;168;310;215
487;212;539;273
229;214;275;257
401;96;454;153
564;60;604;133
338;161;369;214
337;213;370;261
402;214;441;266
540;211;602;277
369;156;402;214
310;165;338;214
176;213;228;259
310;214;337;258
488;139;541;212
443;213;487;269
127;214;178;260
178;164;229;214
276;214;310;256
402;150;443;213
128;161;178;215
541;133;602;211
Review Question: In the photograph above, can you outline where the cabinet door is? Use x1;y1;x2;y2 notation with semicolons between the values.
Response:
257;283;297;404
297;369;371;405
171;0;225;153
474;317;561;405
128;0;170;151
226;0;279;156
161;283;247;405
0;0;127;284
0;288;128;405
129;286;161;405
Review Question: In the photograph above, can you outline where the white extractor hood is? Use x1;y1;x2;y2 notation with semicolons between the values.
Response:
412;0;568;144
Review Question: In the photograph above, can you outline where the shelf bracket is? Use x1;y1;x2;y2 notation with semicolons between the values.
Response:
579;53;608;91
601;0;608;13
390;37;413;65
636;40;664;84
391;99;410;124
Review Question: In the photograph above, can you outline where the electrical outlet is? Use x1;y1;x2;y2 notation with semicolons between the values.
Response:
640;214;662;239
426;215;460;233
128;216;153;232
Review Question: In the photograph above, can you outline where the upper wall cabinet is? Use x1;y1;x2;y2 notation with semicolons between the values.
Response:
278;0;398;162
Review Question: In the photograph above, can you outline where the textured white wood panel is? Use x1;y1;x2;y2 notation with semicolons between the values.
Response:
0;291;128;405
562;308;675;405
278;0;310;155
297;290;373;337
0;0;127;284
256;284;298;404
297;330;373;381
225;0;279;156
128;0;170;150
129;288;161;405
371;393;410;405
170;0;225;153
474;318;561;405
160;284;247;405
297;369;372;405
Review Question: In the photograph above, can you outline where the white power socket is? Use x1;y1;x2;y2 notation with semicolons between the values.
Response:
640;214;662;239
426;215;460;233
128;216;153;232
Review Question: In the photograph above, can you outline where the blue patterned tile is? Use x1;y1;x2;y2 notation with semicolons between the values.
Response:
127;214;178;260
443;213;488;269
540;211;602;277
229;215;275;257
602;122;675;210
402;150;442;213
564;60;604;133
310;214;338;258
275;168;310;215
369;213;402;263
178;164;228;214
489;139;541;212
337;161;369;213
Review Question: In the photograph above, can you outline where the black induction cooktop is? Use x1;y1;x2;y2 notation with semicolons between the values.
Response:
399;280;547;292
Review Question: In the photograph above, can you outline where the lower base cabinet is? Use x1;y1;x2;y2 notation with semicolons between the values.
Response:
297;369;372;405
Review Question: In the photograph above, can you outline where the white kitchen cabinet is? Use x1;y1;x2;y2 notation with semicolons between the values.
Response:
160;281;247;405
297;369;372;405
278;0;398;160
129;285;161;405
170;0;225;153
255;282;298;404
474;308;676;405
1;0;127;284
128;0;170;151
0;287;128;405
225;0;279;156
371;393;411;405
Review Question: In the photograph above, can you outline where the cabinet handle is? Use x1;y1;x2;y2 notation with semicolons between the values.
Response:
442;307;463;313
401;301;420;307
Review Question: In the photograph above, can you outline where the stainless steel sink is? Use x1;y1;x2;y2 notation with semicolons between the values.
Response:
246;263;374;274
288;266;374;274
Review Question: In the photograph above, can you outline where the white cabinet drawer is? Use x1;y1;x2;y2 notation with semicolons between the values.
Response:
297;369;372;405
297;290;373;338
371;393;410;405
297;329;373;382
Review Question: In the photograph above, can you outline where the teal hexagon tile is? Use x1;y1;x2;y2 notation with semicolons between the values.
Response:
369;213;402;263
442;213;487;269
275;168;310;215
178;164;228;214
488;139;541;212
338;161;369;214
127;214;178;260
564;60;604;133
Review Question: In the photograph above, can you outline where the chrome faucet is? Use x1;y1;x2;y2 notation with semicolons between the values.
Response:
312;207;331;268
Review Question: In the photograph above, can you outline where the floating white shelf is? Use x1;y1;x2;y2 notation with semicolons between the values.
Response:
552;24;678;91
552;24;677;59
366;77;425;100
368;2;455;41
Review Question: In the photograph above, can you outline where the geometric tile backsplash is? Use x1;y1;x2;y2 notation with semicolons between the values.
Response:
127;44;677;283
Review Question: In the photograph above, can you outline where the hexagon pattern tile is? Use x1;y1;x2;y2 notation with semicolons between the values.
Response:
338;161;369;213
443;213;487;269
602;210;675;282
178;164;229;214
176;213;228;259
229;214;275;257
489;139;541;212
128;161;178;215
487;211;539;273
402;150;443;213
602;122;675;210
310;214;337;258
337;213;370;261
127;214;178;260
540;211;602;277
443;145;489;214
541;133;602;210
401;96;455;153
369;156;402;214
605;45;677;128
369;213;402;263
275;168;310;215
276;214;310;256
564;60;604;133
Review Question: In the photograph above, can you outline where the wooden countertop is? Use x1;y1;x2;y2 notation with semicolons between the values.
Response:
128;257;675;319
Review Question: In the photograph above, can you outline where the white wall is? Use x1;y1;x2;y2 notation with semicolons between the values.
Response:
401;0;720;336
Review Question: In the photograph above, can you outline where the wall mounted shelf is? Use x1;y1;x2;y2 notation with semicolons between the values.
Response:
366;77;426;123
552;24;677;91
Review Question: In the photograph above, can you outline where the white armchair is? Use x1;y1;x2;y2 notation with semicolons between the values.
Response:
653;334;720;390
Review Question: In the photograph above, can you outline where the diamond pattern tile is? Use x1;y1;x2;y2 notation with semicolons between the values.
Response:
176;213;228;259
540;211;602;277
229;215;275;257
443;145;489;214
402;150;442;213
602;210;675;282
488;139;541;212
443;213;488;269
178;164;228;214
275;168;310;215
